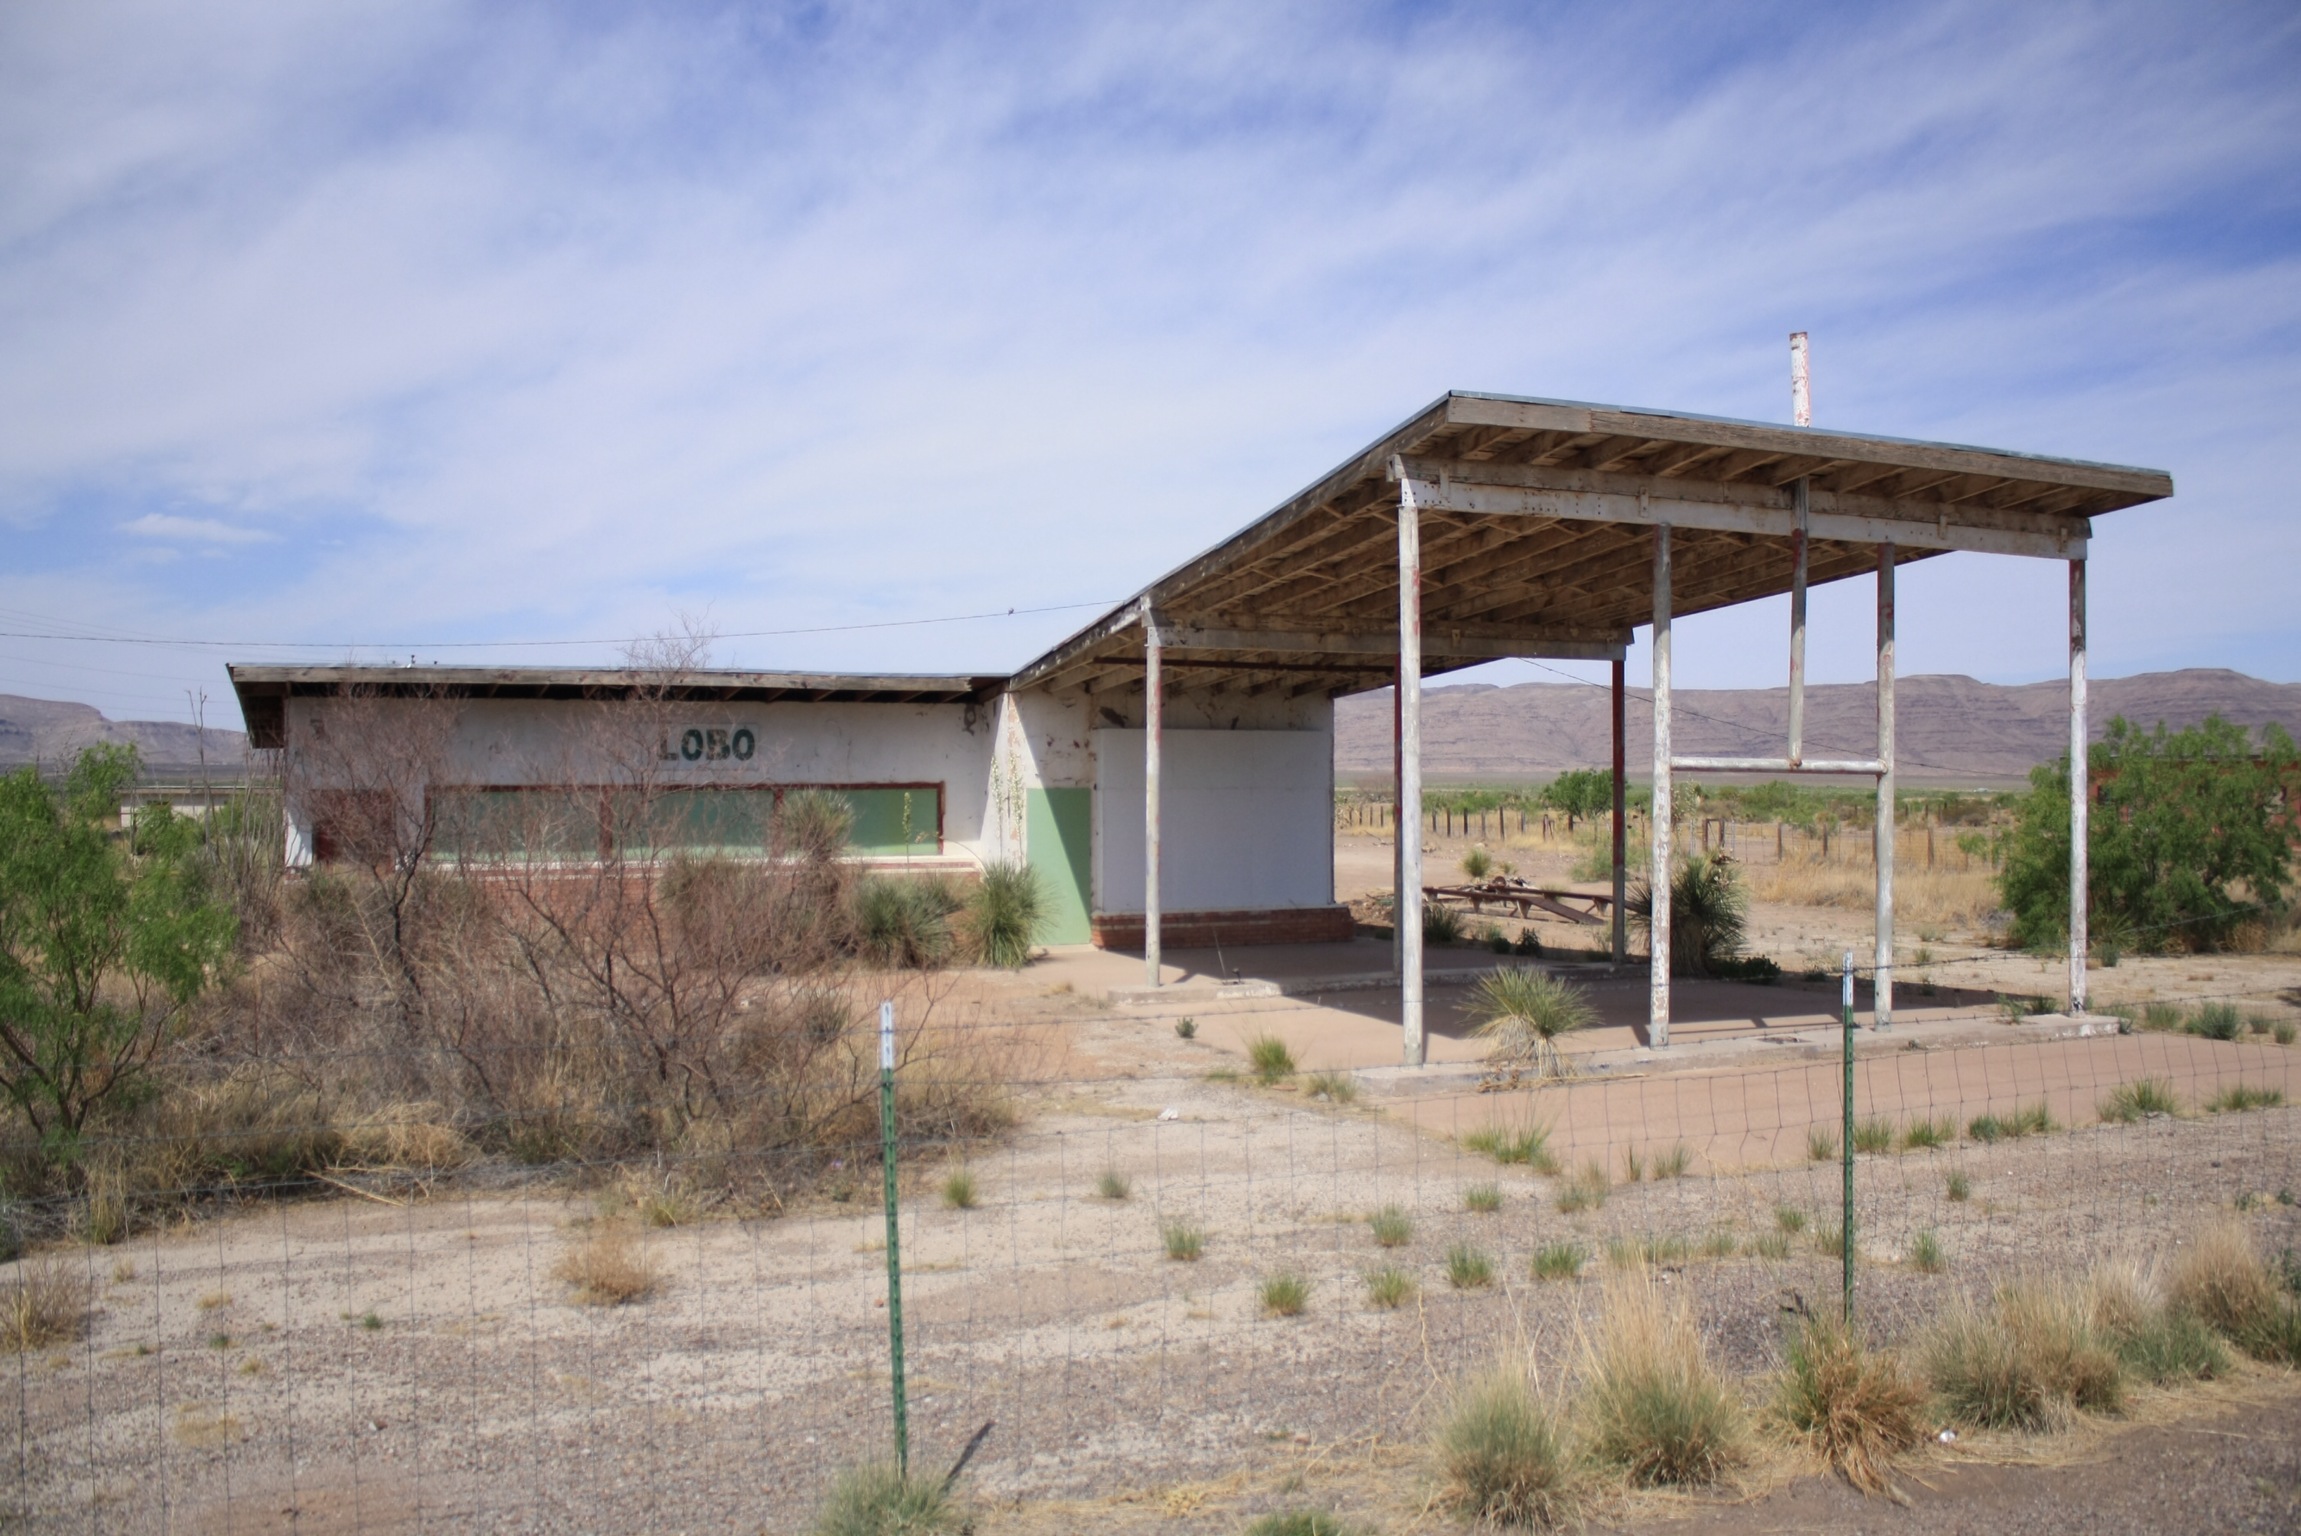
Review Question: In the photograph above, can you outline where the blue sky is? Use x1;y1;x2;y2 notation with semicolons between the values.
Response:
2;0;2296;730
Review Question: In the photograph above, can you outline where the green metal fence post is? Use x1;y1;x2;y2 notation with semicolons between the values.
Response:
879;999;909;1475
1841;949;1856;1323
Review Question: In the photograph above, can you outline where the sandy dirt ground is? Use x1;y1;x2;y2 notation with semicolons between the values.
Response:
7;832;2301;1532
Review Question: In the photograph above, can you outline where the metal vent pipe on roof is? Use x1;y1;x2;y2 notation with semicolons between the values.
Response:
1791;331;1812;427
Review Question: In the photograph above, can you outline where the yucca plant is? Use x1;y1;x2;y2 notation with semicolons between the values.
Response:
1468;968;1595;1079
1627;853;1750;976
963;861;1044;969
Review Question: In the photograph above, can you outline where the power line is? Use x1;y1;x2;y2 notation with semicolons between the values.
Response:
0;599;1124;654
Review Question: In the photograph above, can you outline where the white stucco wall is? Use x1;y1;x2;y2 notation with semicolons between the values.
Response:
283;694;999;866
1091;726;1335;913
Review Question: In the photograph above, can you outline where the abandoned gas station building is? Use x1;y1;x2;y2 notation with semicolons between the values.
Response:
230;389;2171;1061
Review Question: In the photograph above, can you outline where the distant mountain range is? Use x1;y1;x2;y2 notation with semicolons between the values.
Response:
1335;668;2301;786
0;694;248;777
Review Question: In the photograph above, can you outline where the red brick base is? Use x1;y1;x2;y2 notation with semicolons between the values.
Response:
1091;905;1356;949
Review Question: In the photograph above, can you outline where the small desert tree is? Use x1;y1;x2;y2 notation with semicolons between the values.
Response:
0;746;235;1152
1999;716;2296;953
1543;768;1612;830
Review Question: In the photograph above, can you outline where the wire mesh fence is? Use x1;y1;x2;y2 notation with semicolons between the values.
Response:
4;975;2299;1531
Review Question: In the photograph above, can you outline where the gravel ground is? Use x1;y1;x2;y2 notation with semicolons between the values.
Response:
9;989;2298;1532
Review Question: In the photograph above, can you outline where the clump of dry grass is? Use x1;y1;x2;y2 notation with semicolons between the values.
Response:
1924;1279;2123;1431
1769;1311;1926;1495
2;1256;95;1352
554;1220;660;1305
1748;860;1996;929
2166;1218;2301;1363
1576;1271;1744;1487
1435;1366;1577;1527
2086;1256;2228;1383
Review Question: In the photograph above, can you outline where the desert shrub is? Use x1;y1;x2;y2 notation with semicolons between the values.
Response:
962;861;1044;969
1423;902;1466;945
1770;1311;1926;1495
1461;848;1494;880
1246;1034;1296;1085
1997;716;2297;954
1469;968;1593;1079
1446;1243;1495;1289
851;875;960;968
1436;1368;1575;1527
1304;1070;1357;1104
0;746;235;1151
2;1255;94;1352
555;1221;659;1306
2100;1078;2181;1122
810;1460;964;1536
1368;1204;1413;1248
1627;853;1749;976
1366;1266;1417;1310
1578;1273;1744;1486
1925;1281;2122;1430
1260;1272;1310;1317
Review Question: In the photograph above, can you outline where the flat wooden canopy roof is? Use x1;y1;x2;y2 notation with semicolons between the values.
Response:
1013;391;2172;699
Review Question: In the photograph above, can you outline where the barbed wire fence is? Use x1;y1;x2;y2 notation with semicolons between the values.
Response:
3;962;2299;1531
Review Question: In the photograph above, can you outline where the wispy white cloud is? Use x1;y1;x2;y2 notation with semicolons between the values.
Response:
0;0;2296;725
120;512;274;544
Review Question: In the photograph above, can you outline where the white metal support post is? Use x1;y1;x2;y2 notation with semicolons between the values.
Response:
1874;545;1896;1029
2068;559;2089;1012
1143;603;1164;988
1649;517;1673;1047
1789;479;1809;765
1397;473;1426;1067
1611;657;1627;966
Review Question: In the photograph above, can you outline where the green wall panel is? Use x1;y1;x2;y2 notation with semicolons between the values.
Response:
1027;787;1092;945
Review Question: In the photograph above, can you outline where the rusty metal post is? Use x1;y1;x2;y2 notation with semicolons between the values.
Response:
1611;656;1627;966
1650;517;1672;1047
2069;558;2089;1012
1397;471;1426;1067
1874;545;1896;1029
1143;603;1163;988
1791;330;1812;427
1789;478;1809;766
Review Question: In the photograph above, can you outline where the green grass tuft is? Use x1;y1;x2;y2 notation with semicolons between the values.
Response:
1945;1169;1972;1202
1436;1369;1576;1527
1247;1034;1297;1084
1909;1229;1946;1273
1852;1117;1896;1155
1095;1168;1132;1202
1462;1119;1557;1172
809;1461;964;1536
1806;1125;1840;1162
1774;1205;1807;1235
1260;1272;1310;1318
2205;1083;2284;1113
939;1167;978;1210
1462;1182;1503;1214
1365;1266;1417;1310
1242;1513;1358;1536
1303;1070;1358;1104
2187;1002;2244;1042
1901;1116;1956;1151
1532;1242;1587;1281
1749;1231;1791;1261
1579;1275;1745;1487
1555;1159;1610;1214
1160;1220;1205;1262
1368;1204;1413;1249
2100;1078;2181;1123
1446;1243;1496;1289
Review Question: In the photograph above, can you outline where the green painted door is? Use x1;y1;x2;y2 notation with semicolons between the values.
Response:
1026;787;1092;945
